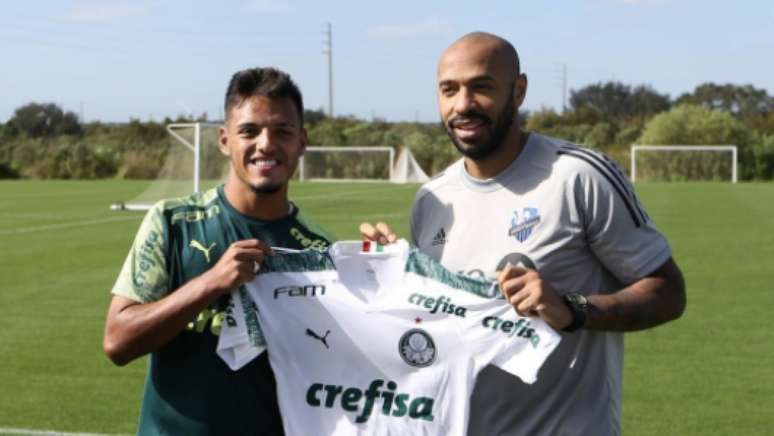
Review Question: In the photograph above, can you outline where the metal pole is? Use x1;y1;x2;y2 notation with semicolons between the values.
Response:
194;123;201;193
732;146;738;183
630;146;637;183
323;22;333;117
562;64;568;114
388;148;395;182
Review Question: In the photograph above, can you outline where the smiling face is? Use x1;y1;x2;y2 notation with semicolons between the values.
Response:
219;95;307;196
437;35;526;160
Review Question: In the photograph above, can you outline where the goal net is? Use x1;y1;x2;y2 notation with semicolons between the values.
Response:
391;147;430;183
111;123;228;211
298;146;395;182
630;145;738;183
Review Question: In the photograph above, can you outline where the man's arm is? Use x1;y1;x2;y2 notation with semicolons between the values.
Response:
103;239;271;366
499;257;686;332
585;257;685;331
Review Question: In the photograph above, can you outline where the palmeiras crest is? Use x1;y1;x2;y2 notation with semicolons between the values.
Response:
398;328;436;367
509;207;541;243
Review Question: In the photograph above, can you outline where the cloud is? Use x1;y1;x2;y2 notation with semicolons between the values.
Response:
244;0;294;13
61;2;148;22
369;17;455;40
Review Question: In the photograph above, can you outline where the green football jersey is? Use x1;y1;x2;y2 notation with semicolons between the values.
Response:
112;185;332;436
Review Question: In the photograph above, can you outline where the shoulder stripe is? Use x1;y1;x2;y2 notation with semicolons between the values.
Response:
557;148;643;228
260;249;335;273
559;145;647;223
406;248;497;298
564;145;649;223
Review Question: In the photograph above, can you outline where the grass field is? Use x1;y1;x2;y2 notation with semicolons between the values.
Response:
0;180;772;435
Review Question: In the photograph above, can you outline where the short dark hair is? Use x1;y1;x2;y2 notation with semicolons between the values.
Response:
224;67;304;125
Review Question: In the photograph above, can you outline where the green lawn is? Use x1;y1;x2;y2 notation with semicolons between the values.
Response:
0;180;771;435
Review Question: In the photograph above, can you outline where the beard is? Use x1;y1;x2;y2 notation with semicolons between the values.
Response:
249;182;283;195
443;96;515;160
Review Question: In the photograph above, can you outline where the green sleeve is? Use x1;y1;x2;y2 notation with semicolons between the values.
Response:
111;204;170;303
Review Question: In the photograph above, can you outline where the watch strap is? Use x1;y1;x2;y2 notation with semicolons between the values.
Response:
561;293;588;332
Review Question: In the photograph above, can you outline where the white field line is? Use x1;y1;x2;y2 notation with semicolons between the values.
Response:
0;185;415;236
0;216;139;236
0;427;129;436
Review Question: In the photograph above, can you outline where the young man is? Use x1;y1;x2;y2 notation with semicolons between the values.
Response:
361;32;686;435
103;67;331;435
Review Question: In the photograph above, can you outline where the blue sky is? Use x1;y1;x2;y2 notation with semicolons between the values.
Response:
2;0;773;123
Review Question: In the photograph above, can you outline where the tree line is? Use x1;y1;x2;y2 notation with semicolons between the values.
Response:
1;81;773;181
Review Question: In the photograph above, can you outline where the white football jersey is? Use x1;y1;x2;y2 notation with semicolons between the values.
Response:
217;240;560;436
411;133;673;436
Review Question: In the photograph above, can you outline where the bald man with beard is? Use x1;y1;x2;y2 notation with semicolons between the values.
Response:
362;32;686;435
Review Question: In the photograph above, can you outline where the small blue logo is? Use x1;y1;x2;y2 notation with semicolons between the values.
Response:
509;208;541;243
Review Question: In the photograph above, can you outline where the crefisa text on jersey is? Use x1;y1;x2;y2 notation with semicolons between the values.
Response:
408;292;541;347
306;379;435;424
408;293;467;317
482;316;541;348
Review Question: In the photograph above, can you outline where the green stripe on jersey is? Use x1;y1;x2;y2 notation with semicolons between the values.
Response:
259;242;496;299
405;248;496;298
261;249;336;273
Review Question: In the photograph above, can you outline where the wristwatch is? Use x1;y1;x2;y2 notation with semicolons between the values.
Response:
561;292;590;332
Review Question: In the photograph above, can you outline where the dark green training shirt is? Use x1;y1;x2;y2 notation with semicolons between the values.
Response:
112;185;332;436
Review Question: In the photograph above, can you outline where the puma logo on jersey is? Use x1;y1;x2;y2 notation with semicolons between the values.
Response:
189;240;216;263
431;228;446;246
306;328;331;349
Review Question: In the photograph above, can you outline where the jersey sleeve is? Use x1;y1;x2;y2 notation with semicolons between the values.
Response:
461;301;561;384
111;204;170;303
575;159;672;285
216;288;267;370
409;190;424;247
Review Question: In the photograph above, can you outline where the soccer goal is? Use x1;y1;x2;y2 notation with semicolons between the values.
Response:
298;146;430;183
298;146;396;182
630;145;738;183
111;122;227;211
391;146;430;183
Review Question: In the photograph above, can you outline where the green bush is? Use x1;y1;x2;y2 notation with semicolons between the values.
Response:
23;143;117;179
748;135;774;180
116;149;169;179
638;104;760;180
0;162;18;179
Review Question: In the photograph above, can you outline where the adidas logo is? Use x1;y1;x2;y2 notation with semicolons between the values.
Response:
431;228;447;246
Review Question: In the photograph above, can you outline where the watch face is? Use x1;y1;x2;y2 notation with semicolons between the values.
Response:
566;293;588;309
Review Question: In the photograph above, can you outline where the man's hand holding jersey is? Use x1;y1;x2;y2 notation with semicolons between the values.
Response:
360;221;579;332
497;264;573;331
359;221;399;245
201;239;274;294
104;238;273;366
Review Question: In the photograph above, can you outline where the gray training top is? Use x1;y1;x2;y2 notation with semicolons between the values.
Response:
411;132;672;436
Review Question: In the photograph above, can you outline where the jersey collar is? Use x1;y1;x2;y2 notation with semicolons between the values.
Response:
459;133;538;193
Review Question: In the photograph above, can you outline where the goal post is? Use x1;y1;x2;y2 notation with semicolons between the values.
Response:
391;146;430;183
111;122;226;211
630;145;738;183
165;122;211;194
298;146;395;182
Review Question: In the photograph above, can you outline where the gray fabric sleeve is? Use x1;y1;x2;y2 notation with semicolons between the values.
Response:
410;189;426;247
577;169;672;285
